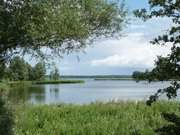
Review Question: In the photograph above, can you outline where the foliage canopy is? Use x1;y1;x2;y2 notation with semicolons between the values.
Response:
0;0;127;62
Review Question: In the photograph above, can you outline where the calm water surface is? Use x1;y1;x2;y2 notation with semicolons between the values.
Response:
9;79;178;104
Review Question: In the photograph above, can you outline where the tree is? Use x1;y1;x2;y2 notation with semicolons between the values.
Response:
50;67;60;80
33;62;46;81
135;1;180;134
0;0;128;133
132;70;148;81
0;0;127;63
26;62;34;81
5;57;47;81
132;70;155;82
134;0;180;105
8;56;29;81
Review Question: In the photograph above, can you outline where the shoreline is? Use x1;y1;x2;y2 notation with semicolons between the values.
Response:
32;80;85;84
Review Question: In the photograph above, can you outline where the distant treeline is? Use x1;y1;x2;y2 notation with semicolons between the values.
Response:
61;75;132;79
132;70;180;82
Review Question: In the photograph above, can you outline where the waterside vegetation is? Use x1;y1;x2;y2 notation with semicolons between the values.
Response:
33;80;85;84
14;101;180;135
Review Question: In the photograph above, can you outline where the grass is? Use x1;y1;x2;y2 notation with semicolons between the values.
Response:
33;80;85;84
14;101;180;135
7;81;32;86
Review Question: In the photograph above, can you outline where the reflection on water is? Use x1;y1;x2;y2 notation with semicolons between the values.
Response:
8;85;46;103
8;80;179;104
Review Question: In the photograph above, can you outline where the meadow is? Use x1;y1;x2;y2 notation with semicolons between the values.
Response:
14;101;180;135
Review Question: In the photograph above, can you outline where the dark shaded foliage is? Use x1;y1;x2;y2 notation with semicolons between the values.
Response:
0;96;14;135
0;61;6;80
132;70;152;82
155;113;180;135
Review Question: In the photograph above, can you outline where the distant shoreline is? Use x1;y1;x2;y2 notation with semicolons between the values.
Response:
94;78;133;81
61;75;132;79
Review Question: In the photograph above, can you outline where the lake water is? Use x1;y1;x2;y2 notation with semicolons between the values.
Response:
9;79;178;104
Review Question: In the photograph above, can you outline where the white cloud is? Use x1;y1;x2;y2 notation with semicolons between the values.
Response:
91;54;153;68
91;32;171;68
130;24;145;29
54;17;173;75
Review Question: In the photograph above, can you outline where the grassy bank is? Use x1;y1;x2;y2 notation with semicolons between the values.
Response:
33;80;85;84
0;80;85;86
14;101;180;135
7;81;32;86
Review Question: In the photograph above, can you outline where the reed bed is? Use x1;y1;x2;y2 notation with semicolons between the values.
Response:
14;101;180;135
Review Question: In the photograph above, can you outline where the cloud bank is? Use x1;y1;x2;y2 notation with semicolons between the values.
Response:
91;32;171;68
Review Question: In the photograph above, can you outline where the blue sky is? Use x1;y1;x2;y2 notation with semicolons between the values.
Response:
28;0;172;75
125;0;148;11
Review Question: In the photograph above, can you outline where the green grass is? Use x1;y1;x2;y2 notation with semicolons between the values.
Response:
7;81;32;86
14;101;180;135
33;80;85;84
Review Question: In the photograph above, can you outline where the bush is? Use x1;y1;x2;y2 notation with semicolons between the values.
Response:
0;96;14;135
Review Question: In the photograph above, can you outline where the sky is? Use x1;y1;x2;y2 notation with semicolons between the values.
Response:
28;0;172;75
